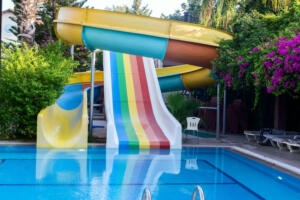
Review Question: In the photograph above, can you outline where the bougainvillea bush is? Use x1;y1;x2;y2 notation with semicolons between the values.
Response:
213;4;300;106
256;33;300;96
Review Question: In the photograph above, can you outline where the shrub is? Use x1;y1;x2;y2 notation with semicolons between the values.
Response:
0;42;78;139
213;5;300;107
255;33;300;95
166;93;201;127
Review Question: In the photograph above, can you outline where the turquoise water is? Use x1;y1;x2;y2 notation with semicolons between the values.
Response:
0;146;299;200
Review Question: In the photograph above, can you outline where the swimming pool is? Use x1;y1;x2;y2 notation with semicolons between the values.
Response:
0;146;299;200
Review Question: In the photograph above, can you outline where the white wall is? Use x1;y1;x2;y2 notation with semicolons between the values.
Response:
1;11;17;43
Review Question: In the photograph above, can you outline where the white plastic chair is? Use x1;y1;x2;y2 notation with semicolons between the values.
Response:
184;117;200;141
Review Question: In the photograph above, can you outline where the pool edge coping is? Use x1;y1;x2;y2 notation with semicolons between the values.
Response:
229;146;300;177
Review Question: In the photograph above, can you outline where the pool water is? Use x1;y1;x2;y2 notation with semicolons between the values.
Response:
0;146;299;200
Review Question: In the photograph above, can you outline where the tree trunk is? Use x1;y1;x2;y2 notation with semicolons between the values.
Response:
274;95;287;130
18;0;38;46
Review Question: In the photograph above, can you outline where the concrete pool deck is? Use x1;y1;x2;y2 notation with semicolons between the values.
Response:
0;131;300;177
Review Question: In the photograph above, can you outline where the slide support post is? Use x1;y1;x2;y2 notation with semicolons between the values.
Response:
70;45;74;58
89;51;96;136
222;87;227;135
216;83;220;139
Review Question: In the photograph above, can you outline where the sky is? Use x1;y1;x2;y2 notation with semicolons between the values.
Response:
2;0;184;17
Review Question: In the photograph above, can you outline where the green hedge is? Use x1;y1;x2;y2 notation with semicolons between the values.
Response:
166;93;200;127
0;42;78;139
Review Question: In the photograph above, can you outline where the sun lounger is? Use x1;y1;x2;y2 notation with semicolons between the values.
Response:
244;129;300;152
283;137;300;153
264;134;296;150
263;134;300;152
244;130;261;142
244;128;273;144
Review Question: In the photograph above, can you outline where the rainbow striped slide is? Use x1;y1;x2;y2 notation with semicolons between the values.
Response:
105;51;181;149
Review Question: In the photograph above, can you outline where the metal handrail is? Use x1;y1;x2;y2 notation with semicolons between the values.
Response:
142;188;152;200
192;185;205;200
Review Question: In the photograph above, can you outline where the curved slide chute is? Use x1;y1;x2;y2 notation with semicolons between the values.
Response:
37;84;88;148
37;7;232;149
54;7;232;68
68;65;216;92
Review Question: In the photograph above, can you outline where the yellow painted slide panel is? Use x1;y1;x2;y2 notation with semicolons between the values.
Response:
155;65;201;77
68;65;216;90
37;92;88;148
182;68;215;90
68;65;201;84
54;7;233;47
68;71;104;84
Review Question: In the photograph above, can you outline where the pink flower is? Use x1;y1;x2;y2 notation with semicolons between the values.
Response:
266;86;272;93
253;72;257;79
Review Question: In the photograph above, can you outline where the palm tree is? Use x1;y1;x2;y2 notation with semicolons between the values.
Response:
199;0;239;29
11;0;40;46
199;0;292;30
107;0;152;16
199;0;215;26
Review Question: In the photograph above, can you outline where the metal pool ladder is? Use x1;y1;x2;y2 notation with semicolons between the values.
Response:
142;188;152;200
192;185;205;200
141;185;205;200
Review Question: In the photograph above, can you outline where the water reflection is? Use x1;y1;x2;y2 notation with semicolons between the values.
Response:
35;148;181;199
103;148;181;199
36;148;88;184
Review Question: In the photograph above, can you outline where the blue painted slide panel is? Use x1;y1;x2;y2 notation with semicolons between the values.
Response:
56;84;83;110
158;74;185;92
82;26;169;60
110;52;129;148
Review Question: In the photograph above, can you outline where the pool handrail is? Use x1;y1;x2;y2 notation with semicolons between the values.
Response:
192;185;205;200
142;188;152;200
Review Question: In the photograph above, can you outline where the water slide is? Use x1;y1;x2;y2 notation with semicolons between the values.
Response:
36;65;214;148
68;64;216;92
37;7;232;149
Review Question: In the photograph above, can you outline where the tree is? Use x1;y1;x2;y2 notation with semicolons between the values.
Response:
213;2;300;105
131;0;152;16
107;5;130;13
35;0;87;44
161;10;184;21
240;0;292;14
10;0;39;46
162;0;293;30
34;0;89;73
198;0;214;26
107;0;152;16
161;0;202;23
